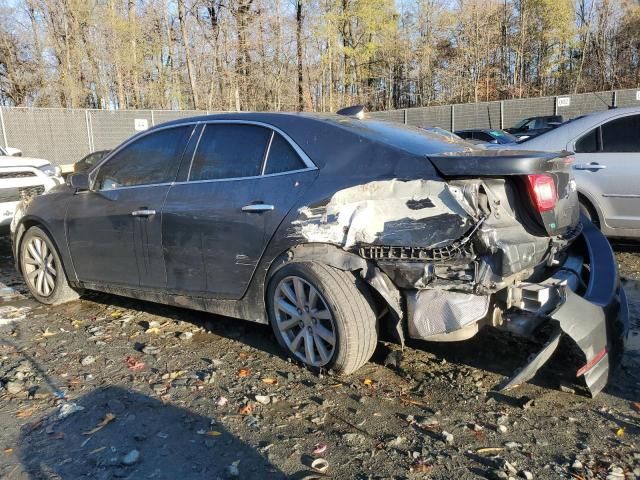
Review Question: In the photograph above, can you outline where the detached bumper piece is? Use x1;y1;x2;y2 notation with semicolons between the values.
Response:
502;217;629;397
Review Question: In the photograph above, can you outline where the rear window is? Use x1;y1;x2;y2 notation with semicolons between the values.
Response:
575;129;598;153
264;134;306;174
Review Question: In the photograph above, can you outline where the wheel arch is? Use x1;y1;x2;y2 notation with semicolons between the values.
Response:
577;190;602;228
265;243;405;345
14;216;75;282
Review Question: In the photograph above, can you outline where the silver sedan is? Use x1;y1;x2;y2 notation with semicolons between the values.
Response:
508;106;640;239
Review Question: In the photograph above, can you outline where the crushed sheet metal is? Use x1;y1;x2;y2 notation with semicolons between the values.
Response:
292;179;473;249
406;289;490;340
500;328;562;391
551;288;610;396
501;287;611;396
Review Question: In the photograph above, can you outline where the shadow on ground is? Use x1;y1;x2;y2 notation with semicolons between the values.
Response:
17;386;285;480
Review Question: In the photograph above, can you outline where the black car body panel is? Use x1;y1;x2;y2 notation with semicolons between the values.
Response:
11;112;627;396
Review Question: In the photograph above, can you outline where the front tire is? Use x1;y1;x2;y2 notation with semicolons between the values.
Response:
20;226;79;305
267;262;378;375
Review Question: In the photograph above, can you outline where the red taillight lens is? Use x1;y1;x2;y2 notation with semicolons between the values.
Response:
526;174;557;212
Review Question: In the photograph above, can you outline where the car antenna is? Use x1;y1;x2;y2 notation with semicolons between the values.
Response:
336;105;365;120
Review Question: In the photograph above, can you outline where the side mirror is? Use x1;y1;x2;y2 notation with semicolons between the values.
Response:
68;173;90;191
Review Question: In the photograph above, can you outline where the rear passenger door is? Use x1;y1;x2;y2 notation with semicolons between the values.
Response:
571;114;640;230
162;122;318;299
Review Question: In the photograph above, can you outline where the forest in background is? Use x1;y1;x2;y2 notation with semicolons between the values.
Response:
1;0;639;112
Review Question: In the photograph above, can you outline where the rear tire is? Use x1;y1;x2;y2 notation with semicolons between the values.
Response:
19;226;79;305
267;262;378;375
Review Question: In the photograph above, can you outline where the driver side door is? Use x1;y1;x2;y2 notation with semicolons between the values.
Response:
66;125;194;288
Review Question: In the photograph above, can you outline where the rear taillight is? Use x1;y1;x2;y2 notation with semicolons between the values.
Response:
526;174;557;212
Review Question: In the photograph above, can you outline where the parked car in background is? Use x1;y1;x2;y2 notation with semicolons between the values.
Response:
505;115;563;140
74;150;110;173
455;128;518;145
0;147;63;231
509;107;640;239
11;113;627;396
1;146;23;157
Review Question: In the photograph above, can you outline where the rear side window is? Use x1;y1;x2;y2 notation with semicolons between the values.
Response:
575;128;598;153
601;115;640;153
95;126;190;190
190;124;270;180
264;134;307;174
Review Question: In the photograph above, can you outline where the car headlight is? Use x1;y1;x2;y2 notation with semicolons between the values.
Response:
38;164;62;177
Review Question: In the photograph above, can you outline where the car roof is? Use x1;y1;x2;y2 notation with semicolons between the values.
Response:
149;112;477;168
519;106;640;149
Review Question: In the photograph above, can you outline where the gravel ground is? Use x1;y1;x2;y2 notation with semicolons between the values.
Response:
0;235;639;480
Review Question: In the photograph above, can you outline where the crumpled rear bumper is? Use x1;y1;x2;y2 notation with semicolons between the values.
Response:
502;216;629;396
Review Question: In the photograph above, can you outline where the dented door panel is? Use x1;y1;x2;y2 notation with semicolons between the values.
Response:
162;171;317;299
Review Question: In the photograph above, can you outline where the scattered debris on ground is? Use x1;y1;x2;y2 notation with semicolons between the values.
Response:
0;235;639;479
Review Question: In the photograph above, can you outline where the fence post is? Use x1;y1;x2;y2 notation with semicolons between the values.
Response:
451;105;455;132
151;110;155;126
84;110;93;153
403;109;407;125
0;107;7;148
612;91;617;108
500;101;504;129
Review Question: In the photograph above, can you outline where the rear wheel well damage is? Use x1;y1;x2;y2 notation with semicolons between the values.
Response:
265;243;405;346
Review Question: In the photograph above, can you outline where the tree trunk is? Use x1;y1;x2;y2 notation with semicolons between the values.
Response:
178;0;199;109
296;1;304;111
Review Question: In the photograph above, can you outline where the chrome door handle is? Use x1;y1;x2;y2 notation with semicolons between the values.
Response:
131;209;156;217
574;163;606;171
241;204;274;213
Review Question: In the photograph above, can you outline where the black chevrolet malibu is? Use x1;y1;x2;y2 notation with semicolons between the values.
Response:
11;112;628;396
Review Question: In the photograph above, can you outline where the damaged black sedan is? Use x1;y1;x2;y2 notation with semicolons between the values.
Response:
11;112;628;396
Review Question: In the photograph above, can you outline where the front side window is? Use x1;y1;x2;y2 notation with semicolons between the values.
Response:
189;124;271;181
264;133;307;174
601;115;640;153
94;126;190;190
575;128;598;153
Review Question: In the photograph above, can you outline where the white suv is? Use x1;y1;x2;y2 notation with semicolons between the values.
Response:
0;146;63;230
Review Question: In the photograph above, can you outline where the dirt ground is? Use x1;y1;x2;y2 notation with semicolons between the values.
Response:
0;235;639;480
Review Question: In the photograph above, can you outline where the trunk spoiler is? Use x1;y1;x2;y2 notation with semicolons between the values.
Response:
427;150;572;177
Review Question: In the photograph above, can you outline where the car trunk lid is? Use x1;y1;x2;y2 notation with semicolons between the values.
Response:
427;149;579;237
